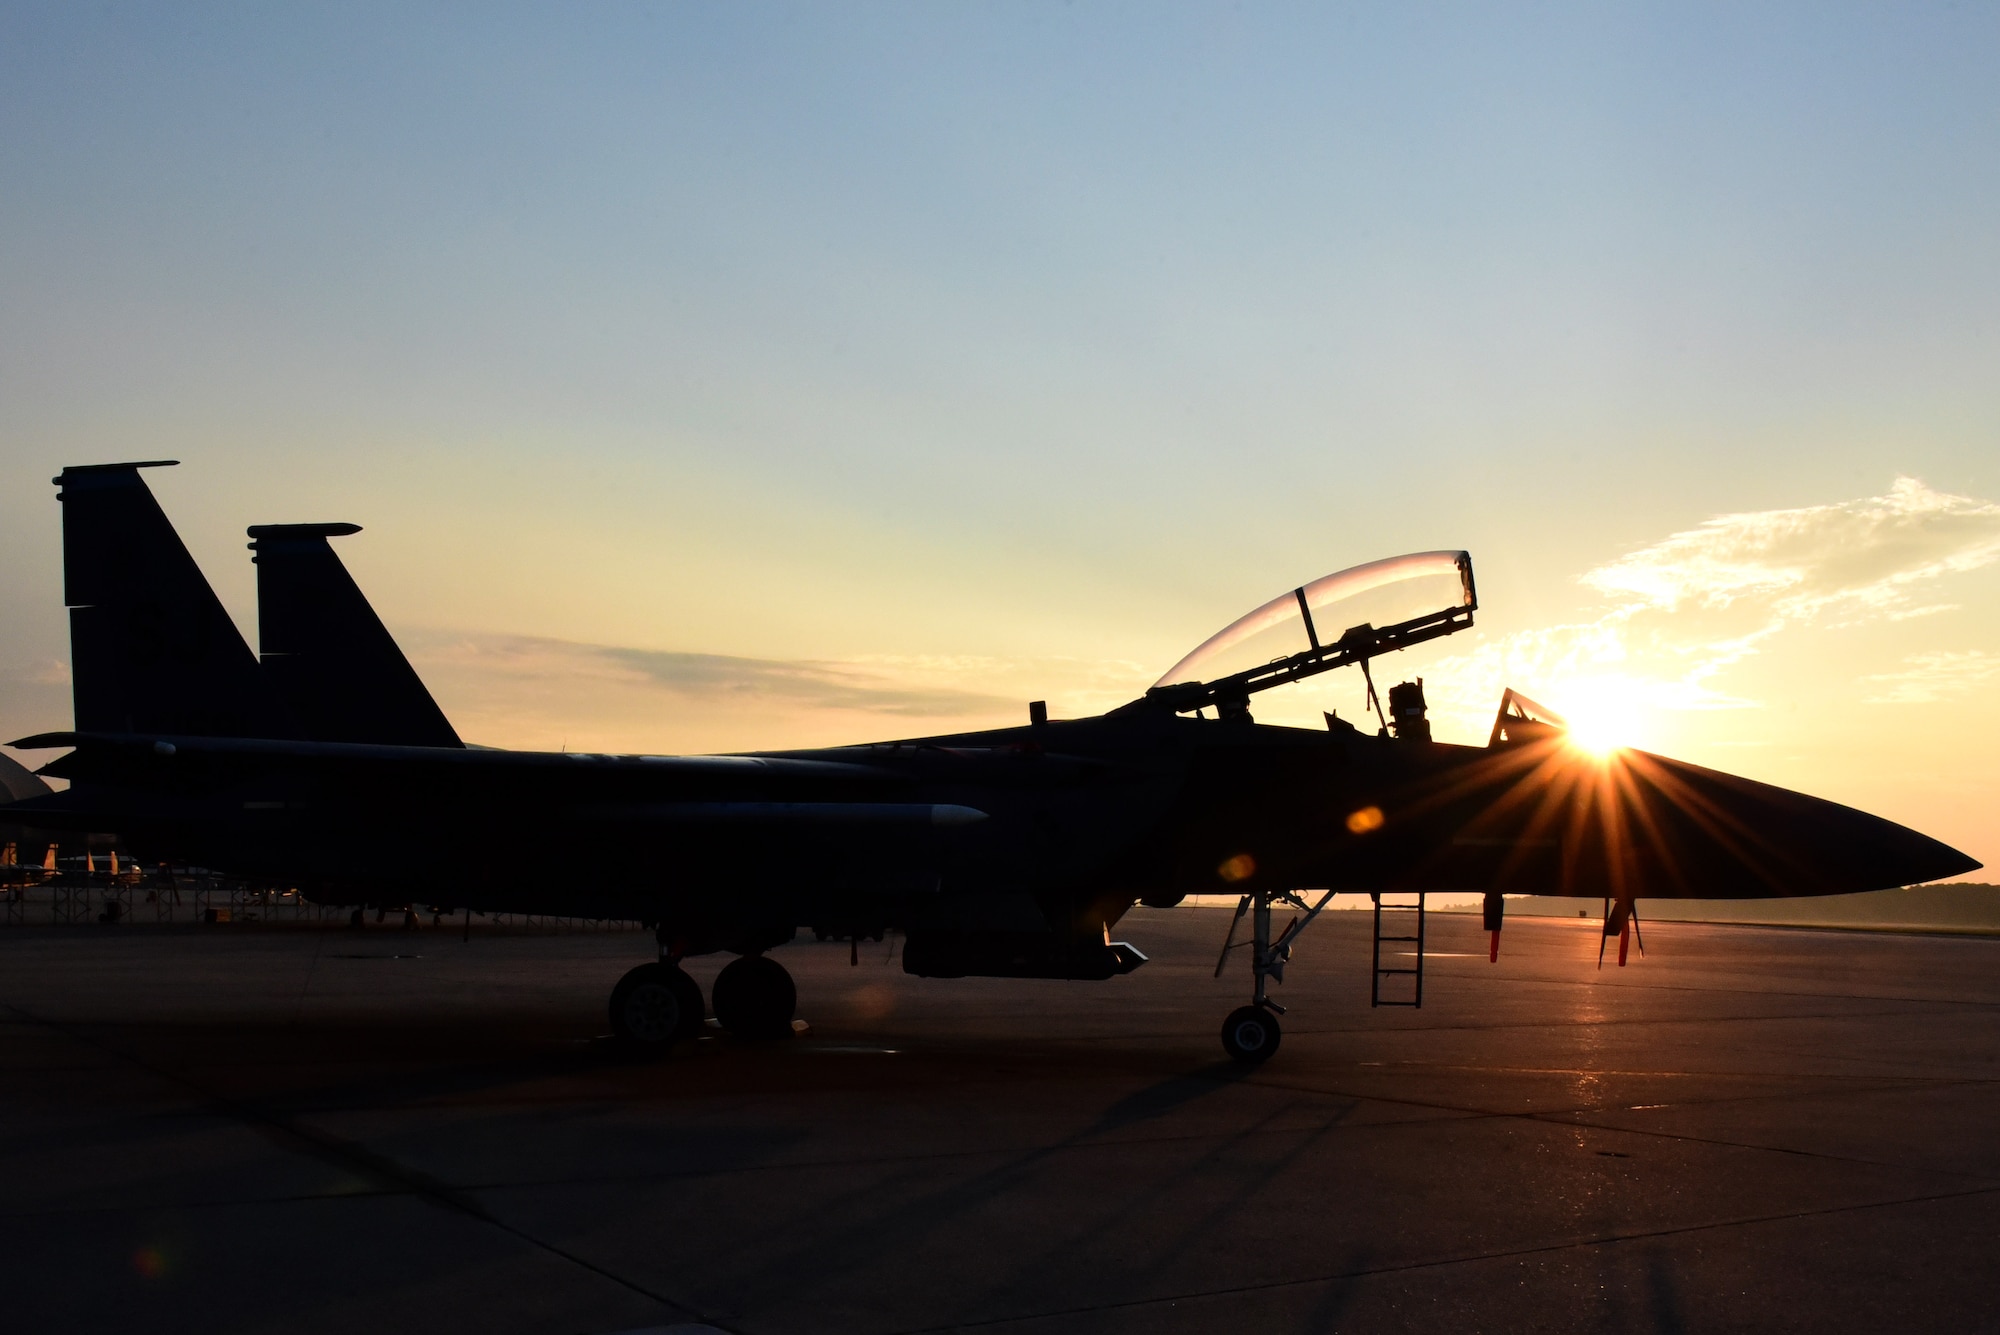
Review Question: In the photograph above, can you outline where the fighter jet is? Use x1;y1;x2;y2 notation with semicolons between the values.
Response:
5;462;1979;1062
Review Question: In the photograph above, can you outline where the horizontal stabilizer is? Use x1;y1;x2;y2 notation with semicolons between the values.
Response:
0;752;52;804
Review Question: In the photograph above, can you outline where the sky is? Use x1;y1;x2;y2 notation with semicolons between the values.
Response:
2;3;1996;872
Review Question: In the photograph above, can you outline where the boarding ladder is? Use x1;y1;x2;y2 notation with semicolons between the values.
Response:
1370;891;1426;1007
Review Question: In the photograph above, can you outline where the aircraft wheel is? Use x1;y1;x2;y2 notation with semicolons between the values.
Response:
712;954;796;1039
609;963;703;1054
1221;1005;1281;1064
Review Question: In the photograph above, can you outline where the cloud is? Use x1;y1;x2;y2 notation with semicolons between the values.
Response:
599;645;1019;717
427;634;1020;718
1415;477;2000;739
407;631;1157;745
1582;477;2000;622
1862;650;2000;705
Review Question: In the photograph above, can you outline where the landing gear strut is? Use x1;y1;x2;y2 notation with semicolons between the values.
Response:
713;954;796;1039
1214;884;1337;1064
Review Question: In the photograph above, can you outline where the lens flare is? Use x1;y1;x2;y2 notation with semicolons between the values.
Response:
1217;853;1257;882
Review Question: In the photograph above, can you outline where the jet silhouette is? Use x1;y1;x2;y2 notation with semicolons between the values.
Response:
5;462;1978;1062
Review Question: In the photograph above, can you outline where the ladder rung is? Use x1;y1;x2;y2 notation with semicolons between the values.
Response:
1372;892;1425;1009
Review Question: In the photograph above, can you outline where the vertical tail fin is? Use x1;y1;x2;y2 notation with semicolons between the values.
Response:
248;524;462;747
56;462;293;738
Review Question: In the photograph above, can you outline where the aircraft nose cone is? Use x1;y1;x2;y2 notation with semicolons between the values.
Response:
1792;802;1981;891
1616;752;1981;897
1429;744;1980;899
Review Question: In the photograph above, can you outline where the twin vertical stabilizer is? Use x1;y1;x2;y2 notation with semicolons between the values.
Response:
54;463;460;747
249;524;462;747
56;462;290;738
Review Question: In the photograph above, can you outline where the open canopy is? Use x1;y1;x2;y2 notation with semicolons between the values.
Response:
1156;551;1477;690
1121;551;1478;718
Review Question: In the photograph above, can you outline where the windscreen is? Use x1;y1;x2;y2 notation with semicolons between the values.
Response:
1155;551;1474;688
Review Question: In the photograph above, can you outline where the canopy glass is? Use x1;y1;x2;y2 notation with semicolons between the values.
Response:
1156;551;1475;689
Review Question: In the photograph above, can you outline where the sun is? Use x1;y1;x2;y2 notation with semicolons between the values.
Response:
1565;708;1633;756
1548;679;1645;756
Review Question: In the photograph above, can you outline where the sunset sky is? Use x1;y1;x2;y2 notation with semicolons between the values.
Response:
3;5;1996;872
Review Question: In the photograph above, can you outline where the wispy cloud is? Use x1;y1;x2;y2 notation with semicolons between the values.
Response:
426;634;1020;718
599;645;1019;717
1419;478;2000;738
404;631;1155;752
1581;477;2000;622
1862;650;2000;705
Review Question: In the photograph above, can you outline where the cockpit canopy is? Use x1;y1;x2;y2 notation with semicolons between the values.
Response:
1155;551;1477;692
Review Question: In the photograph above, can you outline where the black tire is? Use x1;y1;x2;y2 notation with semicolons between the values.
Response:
1220;1005;1281;1063
712;954;797;1039
609;963;701;1054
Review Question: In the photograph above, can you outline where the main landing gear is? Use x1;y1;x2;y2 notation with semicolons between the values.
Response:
608;934;798;1055
1213;884;1338;1064
713;954;797;1038
609;962;706;1052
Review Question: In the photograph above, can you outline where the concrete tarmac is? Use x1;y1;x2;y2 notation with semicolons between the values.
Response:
3;907;1998;1334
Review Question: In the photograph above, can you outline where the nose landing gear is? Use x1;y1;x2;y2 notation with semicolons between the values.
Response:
1221;1005;1281;1062
1214;884;1337;1064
